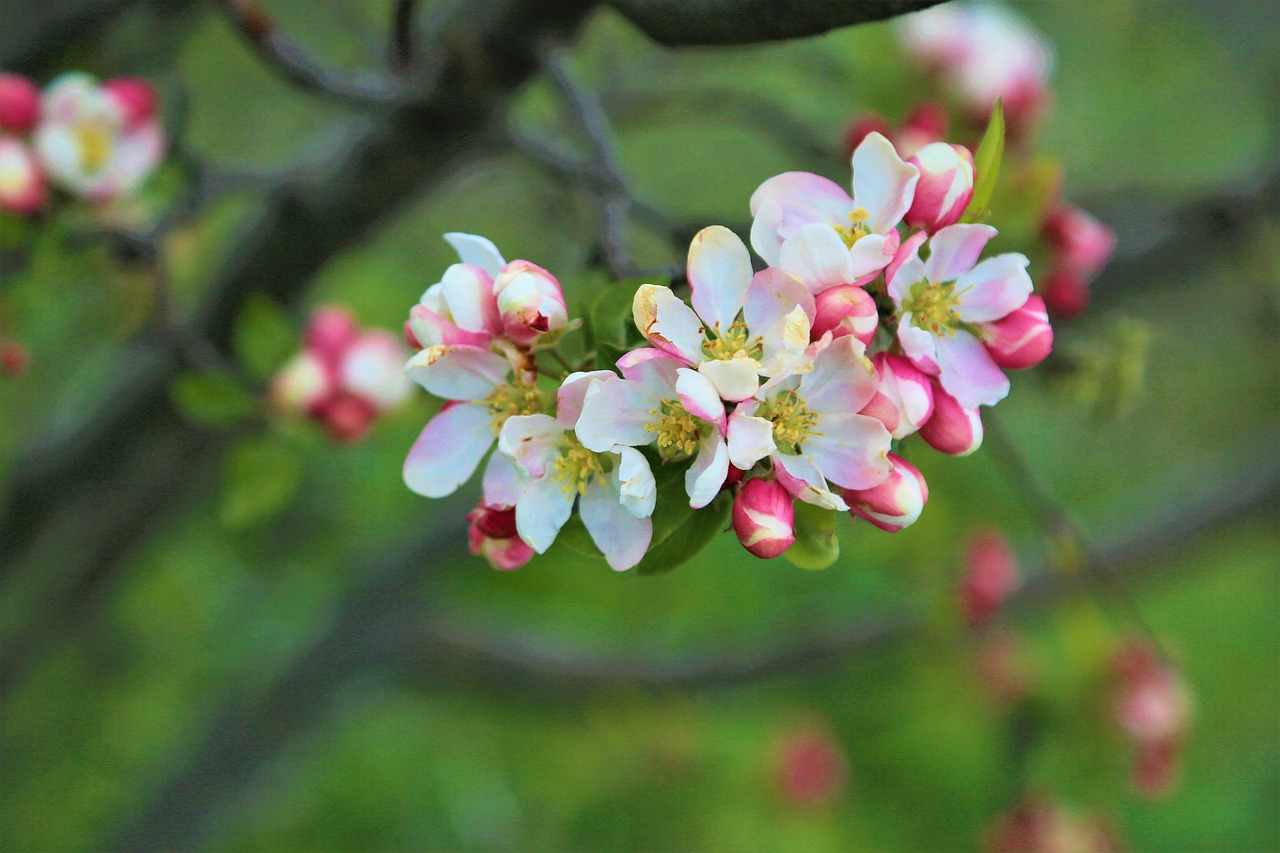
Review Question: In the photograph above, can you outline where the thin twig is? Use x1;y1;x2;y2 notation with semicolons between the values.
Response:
390;0;418;72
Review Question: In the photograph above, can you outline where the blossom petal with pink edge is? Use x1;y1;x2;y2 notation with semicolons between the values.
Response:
439;263;500;336
686;433;730;509
744;267;815;331
633;284;706;364
404;344;508;401
812;285;878;347
872;353;935;439
897;319;940;375
498;414;565;479
887;250;927;307
798;335;879;417
845;453;928;532
580;476;653;571
850;132;919;234
934;330;1010;408
482;451;525;507
886;229;928;287
919;381;984;455
727;403;777;470
443;231;505;277
403;402;494;498
408;304;490;349
575;374;661;452
981;294;1053;369
923;223;996;284
778;223;855;291
773;452;849;511
845;232;895;280
803;413;892;491
556;370;619;428
616;346;677;380
749;171;853;266
955;253;1033;323
688;225;753;332
675;368;726;433
515;474;576;554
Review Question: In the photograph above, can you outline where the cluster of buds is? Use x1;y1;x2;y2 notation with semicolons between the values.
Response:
985;795;1122;853
0;71;164;215
403;125;1057;572
1111;641;1191;799
1040;204;1117;320
272;306;411;443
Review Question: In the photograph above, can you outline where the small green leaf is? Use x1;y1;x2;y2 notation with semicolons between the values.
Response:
234;295;299;381
588;277;645;350
784;501;840;570
636;490;731;576
220;435;302;529
962;99;1005;223
556;514;604;558
171;371;258;426
596;341;630;372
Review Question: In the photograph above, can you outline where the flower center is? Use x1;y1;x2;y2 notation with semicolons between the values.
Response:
645;398;706;461
832;207;871;249
759;389;821;455
904;279;963;336
484;381;543;434
702;319;764;361
75;121;115;175
553;437;608;495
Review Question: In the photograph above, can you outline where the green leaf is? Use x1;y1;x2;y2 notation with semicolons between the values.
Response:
961;98;1005;223
783;501;840;570
596;341;630;372
171;371;258;427
635;490;731;576
219;435;302;529
556;514;604;558
588;277;646;350
234;295;299;381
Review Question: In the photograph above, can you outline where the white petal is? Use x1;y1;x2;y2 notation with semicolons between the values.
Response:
777;223;855;291
896;317;939;373
686;434;730;509
934;331;1010;409
556;370;619;428
772;452;848;511
575;376;662;452
633;284;706;364
851;131;920;234
955;253;1034;323
803;413;892;491
515;475;576;554
613;446;657;518
798;334;879;416
403;403;494;498
688;225;753;333
443;232;505;277
922;224;996;285
482;451;526;507
440;263;499;334
727;406;777;470
404;345;508;401
675;368;726;433
845;233;892;280
498;414;565;479
698;355;760;402
887;254;927;307
580;478;652;571
749;172;854;266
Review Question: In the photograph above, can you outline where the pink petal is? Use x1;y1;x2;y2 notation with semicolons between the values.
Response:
955;253;1033;323
923;223;996;284
403;402;494;498
934;330;1010;408
799;334;879;417
686;434;730;509
749;171;853;266
675;367;726;433
803;413;892;491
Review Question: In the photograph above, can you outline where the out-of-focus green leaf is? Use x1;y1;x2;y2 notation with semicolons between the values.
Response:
234;295;298;381
635;491;731;576
962;99;1005;223
219;435;302;529
170;371;258;426
784;501;840;570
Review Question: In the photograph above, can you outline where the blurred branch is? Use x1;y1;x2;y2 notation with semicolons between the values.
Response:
604;0;943;46
390;0;420;72
0;0;144;70
213;0;412;105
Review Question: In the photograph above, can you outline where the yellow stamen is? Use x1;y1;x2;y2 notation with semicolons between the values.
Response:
758;389;821;454
701;319;764;361
484;381;543;434
75;121;114;175
833;207;871;249
904;279;965;337
552;437;607;496
644;398;706;461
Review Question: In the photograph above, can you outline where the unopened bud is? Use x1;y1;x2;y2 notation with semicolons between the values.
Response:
102;77;158;131
321;392;377;443
919;380;983;455
844;453;928;532
870;353;934;439
1041;268;1089;320
0;137;45;215
271;351;333;413
842;113;894;159
733;478;796;559
982;294;1053;369
904;142;974;232
467;502;534;570
340;330;411;411
811;284;878;346
0;74;40;134
1042;204;1115;281
303;306;359;358
493;260;568;347
960;529;1019;626
1;339;28;376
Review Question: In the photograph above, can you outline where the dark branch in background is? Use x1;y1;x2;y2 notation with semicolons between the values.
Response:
390;0;420;73
213;0;411;105
0;0;144;71
604;0;943;45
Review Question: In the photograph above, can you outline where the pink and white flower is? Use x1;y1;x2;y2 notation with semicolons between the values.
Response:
980;294;1053;369
407;235;503;349
887;223;1033;408
33;73;163;202
727;335;892;511
632;226;815;403
498;374;656;571
0;136;45;215
918;378;984;456
575;348;730;508
866;353;935;440
732;477;796;559
493;260;569;348
844;453;928;532
810;284;878;346
904;142;974;232
751;132;919;292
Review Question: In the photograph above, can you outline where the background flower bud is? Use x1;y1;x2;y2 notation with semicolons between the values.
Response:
811;284;878;346
844;453;928;532
320;393;377;444
733;478;796;559
871;353;934;439
493;260;568;347
1;339;28;377
1041;268;1090;320
774;725;849;807
304;306;359;358
897;101;949;157
982;294;1053;369
0;137;46;215
904;142;974;231
842;113;894;159
271;351;333;414
919;380;983;455
1042;204;1115;281
0;74;41;134
340;330;412;411
959;529;1019;626
102;77;158;131
467;503;534;571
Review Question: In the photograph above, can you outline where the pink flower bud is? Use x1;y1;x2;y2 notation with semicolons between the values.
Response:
870;353;934;439
321;392;377;444
811;284;878;346
897;101;949;157
733;478;795;559
960;529;1019;626
842;113;894;159
0;74;41;134
1042;204;1115;281
0;137;46;215
340;330;411;412
1;339;28;376
844;453;928;532
981;294;1053;369
1112;644;1189;746
1132;740;1181;800
271;351;334;414
919;380;983;456
905;143;974;231
102;77;158;131
1041;268;1089;320
493;260;568;348
304;306;359;360
467;503;534;570
774;727;848;807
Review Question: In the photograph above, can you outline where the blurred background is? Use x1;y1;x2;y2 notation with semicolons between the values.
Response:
0;0;1277;850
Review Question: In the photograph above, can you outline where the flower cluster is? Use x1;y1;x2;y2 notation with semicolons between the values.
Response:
403;126;1054;572
272;306;411;443
1111;641;1191;799
0;72;164;215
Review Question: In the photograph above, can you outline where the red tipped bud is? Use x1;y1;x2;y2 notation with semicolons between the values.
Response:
1041;268;1089;320
905;143;974;232
733;478;796;559
320;392;377;443
960;529;1019;626
0;137;45;215
844;453;928;532
811;284;878;346
919;380;983;455
493;260;568;347
981;294;1053;369
0;74;40;134
870;353;934;439
1041;204;1115;281
102;77;158;131
467;502;534;570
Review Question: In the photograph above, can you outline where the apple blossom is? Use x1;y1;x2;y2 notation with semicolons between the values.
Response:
904;142;975;232
492;260;569;348
727;334;892;511
844;453;928;532
980;294;1053;369
751;132;919;292
0;74;40;134
732;477;796;558
918;379;984;456
632;226;815;402
0;136;45;215
887;223;1033;408
33;73;164;202
866;353;934;440
466;502;534;571
810;284;878;346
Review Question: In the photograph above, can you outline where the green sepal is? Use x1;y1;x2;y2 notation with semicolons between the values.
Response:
961;99;1005;223
784;500;840;570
